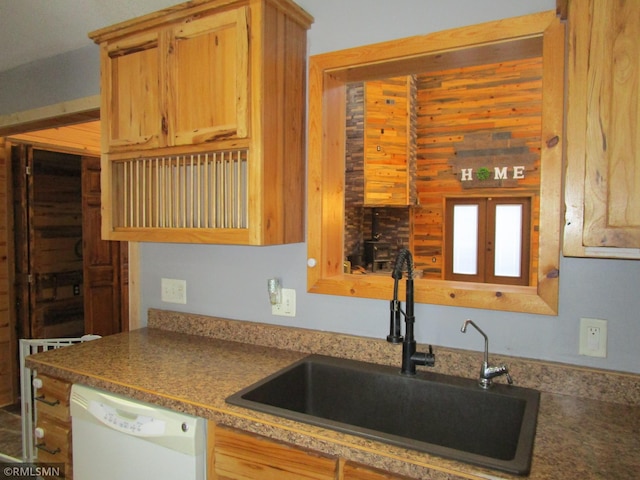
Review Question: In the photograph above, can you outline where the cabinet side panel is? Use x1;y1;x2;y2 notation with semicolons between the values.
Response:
281;13;307;243
259;1;307;244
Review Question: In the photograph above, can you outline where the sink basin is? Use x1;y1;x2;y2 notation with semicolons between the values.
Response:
226;354;539;475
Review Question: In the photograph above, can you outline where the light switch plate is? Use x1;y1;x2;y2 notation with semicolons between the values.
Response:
161;278;187;304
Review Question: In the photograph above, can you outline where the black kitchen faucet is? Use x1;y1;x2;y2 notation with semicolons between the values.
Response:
387;248;435;375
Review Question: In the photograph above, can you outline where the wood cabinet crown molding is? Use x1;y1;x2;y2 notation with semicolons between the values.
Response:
89;0;313;43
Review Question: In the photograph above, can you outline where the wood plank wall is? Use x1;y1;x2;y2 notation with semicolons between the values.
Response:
345;83;411;270
414;57;542;281
364;77;411;206
345;57;543;281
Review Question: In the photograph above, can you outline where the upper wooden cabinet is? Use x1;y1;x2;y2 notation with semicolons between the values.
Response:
90;0;312;245
101;8;249;152
564;0;640;259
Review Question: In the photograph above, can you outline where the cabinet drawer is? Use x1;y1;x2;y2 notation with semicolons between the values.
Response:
35;374;71;422
36;413;72;478
35;414;71;458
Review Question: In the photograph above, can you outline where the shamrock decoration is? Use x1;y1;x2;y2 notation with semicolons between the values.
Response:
476;167;491;181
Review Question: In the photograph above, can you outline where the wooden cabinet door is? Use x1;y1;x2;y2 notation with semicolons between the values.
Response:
169;7;249;146
103;30;164;151
211;425;337;480
564;0;640;257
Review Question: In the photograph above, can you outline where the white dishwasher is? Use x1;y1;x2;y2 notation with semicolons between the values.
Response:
70;384;206;480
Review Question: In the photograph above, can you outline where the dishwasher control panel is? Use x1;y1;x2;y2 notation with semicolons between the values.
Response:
90;401;166;435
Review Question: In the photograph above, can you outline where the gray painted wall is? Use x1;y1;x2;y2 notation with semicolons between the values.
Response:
0;46;99;116
3;0;639;374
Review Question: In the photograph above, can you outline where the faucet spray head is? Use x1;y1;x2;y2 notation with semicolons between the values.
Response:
461;319;489;366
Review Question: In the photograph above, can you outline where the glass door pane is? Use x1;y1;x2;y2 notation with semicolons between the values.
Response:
452;204;478;275
494;204;522;277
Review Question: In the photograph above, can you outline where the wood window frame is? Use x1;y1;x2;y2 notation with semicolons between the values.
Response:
307;12;564;315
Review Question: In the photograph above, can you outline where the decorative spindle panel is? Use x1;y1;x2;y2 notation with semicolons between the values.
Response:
112;150;249;230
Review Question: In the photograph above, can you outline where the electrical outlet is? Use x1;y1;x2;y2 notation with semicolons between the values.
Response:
579;317;607;357
161;278;187;304
272;288;296;317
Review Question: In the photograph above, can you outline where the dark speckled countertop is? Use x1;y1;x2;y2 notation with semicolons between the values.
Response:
26;310;640;480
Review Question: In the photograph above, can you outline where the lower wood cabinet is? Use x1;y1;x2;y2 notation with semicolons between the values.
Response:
28;385;422;480
208;423;413;480
33;373;73;479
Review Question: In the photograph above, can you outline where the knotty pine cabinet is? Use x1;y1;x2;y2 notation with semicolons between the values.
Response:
210;424;337;480
564;0;640;259
208;423;414;480
89;0;312;245
98;8;249;152
33;374;73;478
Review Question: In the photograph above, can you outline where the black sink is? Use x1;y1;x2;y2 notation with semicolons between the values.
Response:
226;354;539;475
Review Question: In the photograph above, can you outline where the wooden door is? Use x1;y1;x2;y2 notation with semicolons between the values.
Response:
82;156;128;336
12;146;84;339
12;147;128;339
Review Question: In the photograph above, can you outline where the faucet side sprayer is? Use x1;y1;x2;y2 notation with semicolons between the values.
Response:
461;319;513;389
387;249;435;375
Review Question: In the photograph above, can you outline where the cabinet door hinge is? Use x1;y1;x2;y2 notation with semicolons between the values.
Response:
26;165;32;176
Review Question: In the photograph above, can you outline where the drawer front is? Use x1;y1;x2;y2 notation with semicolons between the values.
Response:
35;374;71;422
36;414;72;479
36;414;71;456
